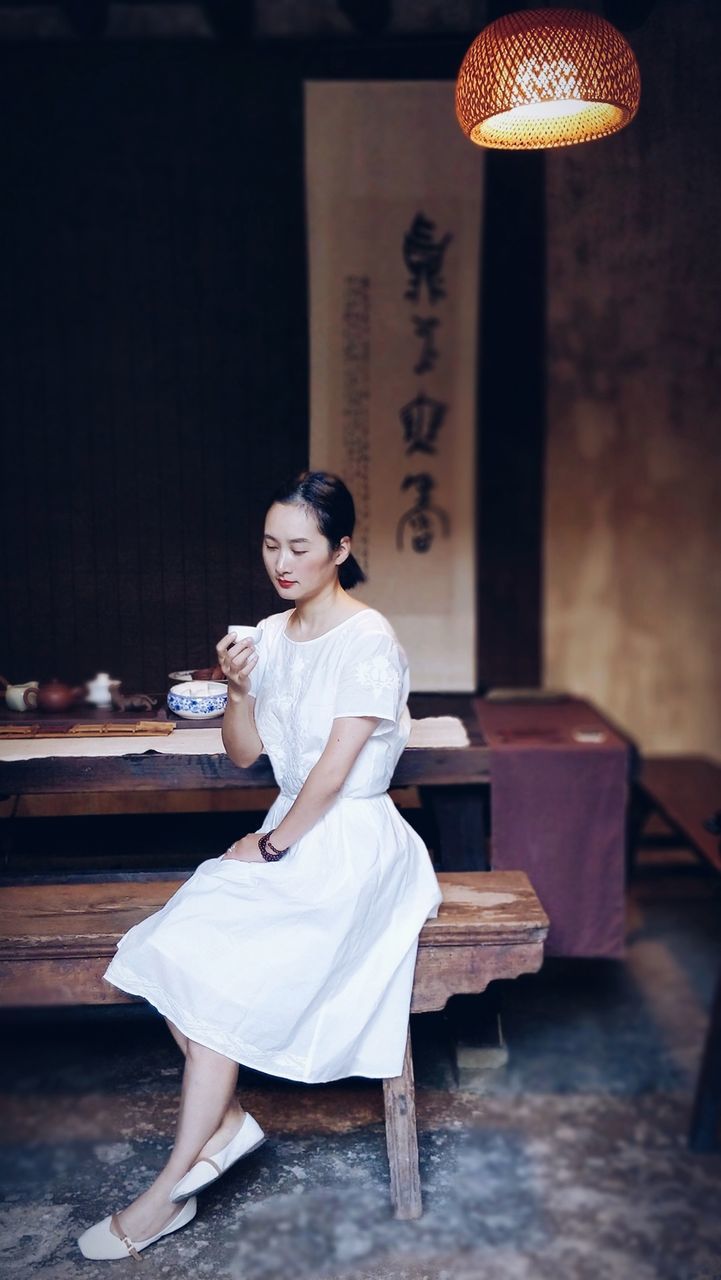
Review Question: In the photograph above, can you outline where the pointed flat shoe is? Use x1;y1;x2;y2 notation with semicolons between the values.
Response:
77;1195;197;1261
169;1111;266;1202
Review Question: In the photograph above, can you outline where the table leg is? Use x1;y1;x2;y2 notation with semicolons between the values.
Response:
419;784;489;871
383;1025;422;1220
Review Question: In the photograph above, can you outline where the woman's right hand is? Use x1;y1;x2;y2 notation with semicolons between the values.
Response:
216;632;259;698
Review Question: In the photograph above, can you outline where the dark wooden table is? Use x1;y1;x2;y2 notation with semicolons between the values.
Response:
0;694;490;871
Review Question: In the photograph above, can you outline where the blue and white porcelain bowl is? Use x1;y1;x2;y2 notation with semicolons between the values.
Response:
167;680;228;720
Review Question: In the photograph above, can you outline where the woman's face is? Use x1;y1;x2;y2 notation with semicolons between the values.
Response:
262;502;348;602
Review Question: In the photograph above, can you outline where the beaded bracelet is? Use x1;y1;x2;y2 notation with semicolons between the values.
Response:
258;831;289;862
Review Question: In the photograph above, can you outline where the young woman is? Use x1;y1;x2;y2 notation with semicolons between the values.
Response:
78;470;442;1261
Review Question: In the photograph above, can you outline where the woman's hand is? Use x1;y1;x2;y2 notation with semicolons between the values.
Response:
222;833;265;862
216;632;259;698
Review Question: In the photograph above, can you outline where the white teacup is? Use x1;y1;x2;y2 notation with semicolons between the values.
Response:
5;681;39;712
228;624;262;646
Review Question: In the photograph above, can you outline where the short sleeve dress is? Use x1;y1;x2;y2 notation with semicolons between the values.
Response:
103;607;442;1083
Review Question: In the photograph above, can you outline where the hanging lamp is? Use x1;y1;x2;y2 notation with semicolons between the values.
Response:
456;7;641;150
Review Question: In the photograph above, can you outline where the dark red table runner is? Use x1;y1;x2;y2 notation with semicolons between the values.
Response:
473;697;631;958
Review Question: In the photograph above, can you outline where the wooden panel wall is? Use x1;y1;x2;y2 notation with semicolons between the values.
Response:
0;44;308;692
0;34;545;696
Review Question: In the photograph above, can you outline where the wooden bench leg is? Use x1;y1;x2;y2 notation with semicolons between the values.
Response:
689;962;721;1151
383;1025;422;1220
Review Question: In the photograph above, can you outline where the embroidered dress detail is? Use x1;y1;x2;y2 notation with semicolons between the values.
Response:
102;608;442;1083
353;655;402;698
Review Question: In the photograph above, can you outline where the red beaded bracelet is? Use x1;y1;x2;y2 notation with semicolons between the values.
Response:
258;831;289;862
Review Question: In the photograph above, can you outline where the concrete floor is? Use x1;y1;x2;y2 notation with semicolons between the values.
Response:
1;858;720;1280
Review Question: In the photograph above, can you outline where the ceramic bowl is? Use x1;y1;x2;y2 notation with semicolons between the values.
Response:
167;680;228;720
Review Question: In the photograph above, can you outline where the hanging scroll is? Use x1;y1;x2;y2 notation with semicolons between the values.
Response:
305;81;482;690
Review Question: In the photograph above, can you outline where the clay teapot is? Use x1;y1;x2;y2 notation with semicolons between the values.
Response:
36;678;87;713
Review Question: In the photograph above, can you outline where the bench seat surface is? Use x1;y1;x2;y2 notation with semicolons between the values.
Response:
0;871;549;1009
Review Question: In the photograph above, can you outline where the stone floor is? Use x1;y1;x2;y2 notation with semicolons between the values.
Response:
1;856;720;1280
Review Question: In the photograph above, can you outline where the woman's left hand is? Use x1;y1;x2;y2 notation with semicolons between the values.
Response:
222;834;264;862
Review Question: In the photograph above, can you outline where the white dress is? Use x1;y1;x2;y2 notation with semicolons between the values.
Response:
103;607;442;1083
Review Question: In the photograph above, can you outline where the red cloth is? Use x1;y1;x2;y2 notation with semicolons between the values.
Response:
474;698;630;959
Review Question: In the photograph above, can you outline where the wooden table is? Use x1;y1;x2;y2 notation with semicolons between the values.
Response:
0;693;635;954
0;694;491;872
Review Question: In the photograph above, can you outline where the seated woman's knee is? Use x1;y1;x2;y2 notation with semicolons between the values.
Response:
185;1036;229;1062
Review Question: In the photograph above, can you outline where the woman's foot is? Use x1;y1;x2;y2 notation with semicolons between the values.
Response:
109;1181;190;1246
107;1102;248;1242
78;1196;197;1260
168;1108;265;1203
193;1101;247;1164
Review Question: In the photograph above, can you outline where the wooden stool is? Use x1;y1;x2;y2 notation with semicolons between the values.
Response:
0;869;549;1218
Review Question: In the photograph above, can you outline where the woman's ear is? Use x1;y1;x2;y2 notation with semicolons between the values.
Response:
335;536;351;567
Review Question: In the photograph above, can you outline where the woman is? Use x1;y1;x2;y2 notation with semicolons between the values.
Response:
78;470;442;1261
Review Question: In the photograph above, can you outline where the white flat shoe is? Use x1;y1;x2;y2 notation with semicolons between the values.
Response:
77;1195;197;1261
169;1111;266;1202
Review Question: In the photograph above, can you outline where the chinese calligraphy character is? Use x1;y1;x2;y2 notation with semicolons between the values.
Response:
412;316;440;375
403;212;452;304
399;391;447;455
396;473;451;554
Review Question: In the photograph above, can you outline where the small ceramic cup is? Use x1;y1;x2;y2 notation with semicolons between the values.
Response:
4;681;39;712
228;624;263;646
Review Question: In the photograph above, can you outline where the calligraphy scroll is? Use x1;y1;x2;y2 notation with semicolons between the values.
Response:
305;81;482;690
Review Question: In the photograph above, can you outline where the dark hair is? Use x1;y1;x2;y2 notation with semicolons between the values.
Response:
268;470;367;590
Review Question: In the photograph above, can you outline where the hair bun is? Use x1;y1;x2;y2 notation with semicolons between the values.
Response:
269;470;367;591
340;552;366;590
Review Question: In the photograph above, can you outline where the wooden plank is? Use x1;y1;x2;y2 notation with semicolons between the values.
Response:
0;871;547;953
0;744;491;797
0;879;188;955
411;941;545;1013
0;957;139;1007
418;872;549;946
0;872;549;1010
10;787;280;819
639;756;721;874
382;1027;422;1221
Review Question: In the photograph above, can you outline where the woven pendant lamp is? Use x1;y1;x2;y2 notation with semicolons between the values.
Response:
456;7;641;149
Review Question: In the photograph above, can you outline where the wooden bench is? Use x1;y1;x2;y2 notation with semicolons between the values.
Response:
636;756;721;875
635;756;721;1152
0;869;549;1219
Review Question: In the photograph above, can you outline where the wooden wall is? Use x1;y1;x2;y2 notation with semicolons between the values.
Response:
0;44;309;692
0;33;545;695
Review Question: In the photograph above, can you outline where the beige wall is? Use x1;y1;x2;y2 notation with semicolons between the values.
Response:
544;0;721;759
